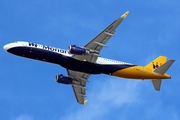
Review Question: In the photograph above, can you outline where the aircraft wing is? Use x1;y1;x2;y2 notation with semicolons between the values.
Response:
72;11;129;63
67;69;90;105
68;11;129;104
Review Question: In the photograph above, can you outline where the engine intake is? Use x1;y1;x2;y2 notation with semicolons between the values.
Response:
69;45;89;55
55;74;73;84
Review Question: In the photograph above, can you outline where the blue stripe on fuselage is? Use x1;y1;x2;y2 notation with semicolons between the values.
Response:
7;47;135;75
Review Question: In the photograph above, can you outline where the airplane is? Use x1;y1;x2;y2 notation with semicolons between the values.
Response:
3;11;175;105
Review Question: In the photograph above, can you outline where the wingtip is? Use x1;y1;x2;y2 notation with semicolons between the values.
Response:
122;11;129;18
84;100;88;105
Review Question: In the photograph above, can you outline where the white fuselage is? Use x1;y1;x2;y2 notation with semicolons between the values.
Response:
3;41;132;65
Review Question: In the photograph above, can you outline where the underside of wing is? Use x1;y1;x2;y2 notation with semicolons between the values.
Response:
67;69;90;105
72;11;129;63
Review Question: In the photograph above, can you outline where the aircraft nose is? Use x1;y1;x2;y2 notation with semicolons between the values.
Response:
3;44;11;51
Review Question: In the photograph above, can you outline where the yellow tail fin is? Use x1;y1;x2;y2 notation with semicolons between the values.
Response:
145;56;167;70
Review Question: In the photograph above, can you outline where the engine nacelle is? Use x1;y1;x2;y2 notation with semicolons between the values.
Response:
68;45;89;55
55;74;73;84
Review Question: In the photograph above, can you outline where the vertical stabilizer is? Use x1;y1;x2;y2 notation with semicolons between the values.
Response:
145;56;167;70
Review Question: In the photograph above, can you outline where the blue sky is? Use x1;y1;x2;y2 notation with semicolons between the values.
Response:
0;0;180;120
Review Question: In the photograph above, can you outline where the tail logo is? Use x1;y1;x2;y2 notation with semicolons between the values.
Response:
152;62;162;69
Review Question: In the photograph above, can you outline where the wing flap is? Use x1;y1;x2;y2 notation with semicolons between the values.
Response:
73;84;87;90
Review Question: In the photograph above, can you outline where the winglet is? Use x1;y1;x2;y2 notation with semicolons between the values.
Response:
122;11;129;18
84;100;88;105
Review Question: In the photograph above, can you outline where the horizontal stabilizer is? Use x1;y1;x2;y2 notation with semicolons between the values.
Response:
154;60;175;74
152;79;162;91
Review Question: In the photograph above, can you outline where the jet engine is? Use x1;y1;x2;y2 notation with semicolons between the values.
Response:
68;45;89;55
55;74;74;84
